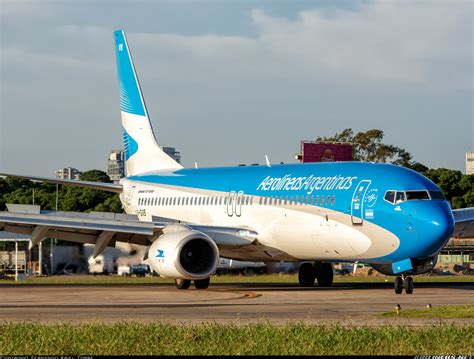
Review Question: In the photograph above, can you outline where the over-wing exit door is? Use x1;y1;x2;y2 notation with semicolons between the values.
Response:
351;180;371;225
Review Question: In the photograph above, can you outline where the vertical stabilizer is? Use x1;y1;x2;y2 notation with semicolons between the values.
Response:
114;30;183;176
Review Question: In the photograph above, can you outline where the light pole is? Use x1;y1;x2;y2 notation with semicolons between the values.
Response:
55;183;59;211
50;183;59;275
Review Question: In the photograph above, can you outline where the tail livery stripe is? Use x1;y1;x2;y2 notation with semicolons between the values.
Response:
114;30;146;116
122;128;138;160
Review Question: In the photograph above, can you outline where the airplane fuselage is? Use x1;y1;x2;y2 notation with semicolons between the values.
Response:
120;161;455;267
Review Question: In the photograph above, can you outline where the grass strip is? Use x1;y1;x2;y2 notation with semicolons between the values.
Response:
0;323;472;355
381;304;474;318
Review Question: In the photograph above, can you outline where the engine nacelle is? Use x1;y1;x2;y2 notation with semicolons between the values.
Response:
147;229;219;280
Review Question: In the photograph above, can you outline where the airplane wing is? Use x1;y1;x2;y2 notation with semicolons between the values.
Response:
452;207;474;238
0;173;122;193
0;209;257;258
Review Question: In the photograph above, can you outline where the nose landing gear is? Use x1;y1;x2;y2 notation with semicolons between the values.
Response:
394;275;413;294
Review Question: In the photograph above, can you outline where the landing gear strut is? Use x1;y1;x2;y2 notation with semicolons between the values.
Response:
298;262;334;288
394;275;413;294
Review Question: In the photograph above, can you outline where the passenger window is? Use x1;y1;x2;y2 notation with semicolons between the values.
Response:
320;196;325;206
325;196;329;205
331;196;335;206
384;191;395;204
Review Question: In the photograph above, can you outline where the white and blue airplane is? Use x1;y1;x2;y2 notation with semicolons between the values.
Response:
1;30;473;294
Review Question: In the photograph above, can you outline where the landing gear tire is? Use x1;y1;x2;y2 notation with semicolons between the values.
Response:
175;279;191;290
394;276;403;294
316;263;334;287
194;277;210;289
404;276;414;294
298;262;316;287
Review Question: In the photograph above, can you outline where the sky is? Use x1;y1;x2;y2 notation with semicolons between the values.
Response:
0;0;472;176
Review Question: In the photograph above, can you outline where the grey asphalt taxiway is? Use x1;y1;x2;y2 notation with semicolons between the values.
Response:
0;282;473;326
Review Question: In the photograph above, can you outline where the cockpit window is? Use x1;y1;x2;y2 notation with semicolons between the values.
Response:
395;191;406;203
406;190;430;201
429;191;446;200
384;191;395;204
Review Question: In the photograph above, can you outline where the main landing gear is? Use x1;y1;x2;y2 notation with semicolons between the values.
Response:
394;275;413;294
298;262;334;288
175;278;210;290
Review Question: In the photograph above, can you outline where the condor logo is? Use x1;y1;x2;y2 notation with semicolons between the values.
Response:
155;249;165;259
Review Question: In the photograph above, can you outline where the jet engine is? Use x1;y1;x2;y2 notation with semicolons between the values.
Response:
147;229;219;280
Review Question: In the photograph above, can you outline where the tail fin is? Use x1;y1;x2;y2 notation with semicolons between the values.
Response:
113;29;183;176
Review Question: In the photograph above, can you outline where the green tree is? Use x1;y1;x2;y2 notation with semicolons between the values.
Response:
79;170;112;183
59;170;116;212
94;195;123;213
0;170;123;213
316;128;421;167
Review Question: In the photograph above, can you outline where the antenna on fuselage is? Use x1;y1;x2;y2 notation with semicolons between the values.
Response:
265;154;271;168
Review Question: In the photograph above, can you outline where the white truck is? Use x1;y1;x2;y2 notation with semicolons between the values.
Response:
88;255;105;275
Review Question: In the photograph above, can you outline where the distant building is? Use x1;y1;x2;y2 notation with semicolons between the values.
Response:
467;152;474;175
55;167;81;180
107;150;125;183
161;146;181;164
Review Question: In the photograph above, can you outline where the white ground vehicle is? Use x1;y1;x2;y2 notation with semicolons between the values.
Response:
117;265;131;276
88;255;105;275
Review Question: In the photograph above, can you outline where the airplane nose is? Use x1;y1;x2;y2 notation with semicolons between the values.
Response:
418;203;455;257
